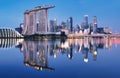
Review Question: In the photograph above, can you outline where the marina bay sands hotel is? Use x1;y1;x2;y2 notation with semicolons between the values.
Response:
22;6;55;35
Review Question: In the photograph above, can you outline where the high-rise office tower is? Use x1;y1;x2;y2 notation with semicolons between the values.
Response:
93;16;98;33
61;21;67;29
67;17;73;33
93;16;97;24
84;15;89;29
89;23;94;34
49;19;57;32
93;23;97;33
90;16;98;34
49;20;54;32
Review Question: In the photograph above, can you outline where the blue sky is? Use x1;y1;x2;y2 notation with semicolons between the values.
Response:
0;0;120;32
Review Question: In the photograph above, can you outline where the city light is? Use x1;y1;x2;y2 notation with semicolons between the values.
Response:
93;51;97;56
61;41;69;48
84;58;88;63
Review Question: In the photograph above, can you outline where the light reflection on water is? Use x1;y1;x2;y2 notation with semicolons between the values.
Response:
0;38;120;78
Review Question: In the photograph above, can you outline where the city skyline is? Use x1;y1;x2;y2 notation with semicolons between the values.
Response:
0;0;120;32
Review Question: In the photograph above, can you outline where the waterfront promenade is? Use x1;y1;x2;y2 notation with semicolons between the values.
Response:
67;33;120;39
1;33;120;39
0;27;120;39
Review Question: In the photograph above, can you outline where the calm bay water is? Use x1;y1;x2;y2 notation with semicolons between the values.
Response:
0;38;120;78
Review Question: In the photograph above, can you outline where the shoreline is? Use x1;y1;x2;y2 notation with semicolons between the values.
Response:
1;34;120;40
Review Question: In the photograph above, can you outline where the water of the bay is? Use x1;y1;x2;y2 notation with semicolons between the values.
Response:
0;38;120;78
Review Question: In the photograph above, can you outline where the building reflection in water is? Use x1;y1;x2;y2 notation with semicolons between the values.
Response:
1;38;120;71
20;41;55;71
0;38;23;48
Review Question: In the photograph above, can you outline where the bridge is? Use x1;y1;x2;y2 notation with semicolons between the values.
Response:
0;28;23;38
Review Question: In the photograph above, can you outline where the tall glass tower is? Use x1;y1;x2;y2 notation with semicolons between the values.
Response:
84;15;89;29
49;19;57;32
67;17;73;33
93;16;98;33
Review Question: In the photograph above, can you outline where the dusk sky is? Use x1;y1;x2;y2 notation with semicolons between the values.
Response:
0;0;120;32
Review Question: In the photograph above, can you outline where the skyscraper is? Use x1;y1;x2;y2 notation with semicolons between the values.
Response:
84;15;89;29
67;17;73;33
37;9;48;34
61;21;67;29
49;19;57;32
93;16;98;33
89;23;93;34
93;23;97;33
90;16;98;34
93;16;97;24
23;6;55;35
